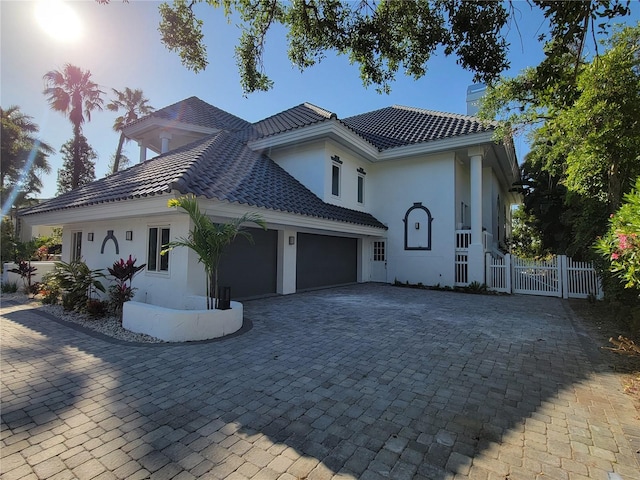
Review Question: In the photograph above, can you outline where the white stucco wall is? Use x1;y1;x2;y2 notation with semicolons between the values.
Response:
268;142;326;199
322;141;371;212
369;152;457;287
59;213;193;309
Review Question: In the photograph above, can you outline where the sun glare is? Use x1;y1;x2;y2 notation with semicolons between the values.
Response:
35;0;83;42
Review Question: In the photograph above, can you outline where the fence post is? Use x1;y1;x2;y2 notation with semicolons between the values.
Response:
485;253;492;288
560;255;569;299
505;254;512;294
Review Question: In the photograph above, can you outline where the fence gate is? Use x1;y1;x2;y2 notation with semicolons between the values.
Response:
486;254;602;299
512;255;562;297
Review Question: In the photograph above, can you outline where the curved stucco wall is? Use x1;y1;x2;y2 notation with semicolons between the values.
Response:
123;299;243;342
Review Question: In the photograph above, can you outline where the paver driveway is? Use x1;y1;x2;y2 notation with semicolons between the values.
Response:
1;284;639;480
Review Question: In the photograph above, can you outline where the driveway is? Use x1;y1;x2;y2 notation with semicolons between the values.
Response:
1;284;639;479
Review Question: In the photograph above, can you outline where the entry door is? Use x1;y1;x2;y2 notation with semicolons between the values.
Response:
370;240;387;282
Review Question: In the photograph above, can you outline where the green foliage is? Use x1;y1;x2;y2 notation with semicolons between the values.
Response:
50;259;105;312
484;23;640;260
508;205;547;259
57;134;97;194
40;272;62;305
1;281;18;294
0;218;18;264
466;281;488;294
163;195;266;309
146;0;631;95
43;63;104;190
596;177;640;289
1;106;53;205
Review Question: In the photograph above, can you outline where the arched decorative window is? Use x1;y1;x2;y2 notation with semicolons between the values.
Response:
403;202;434;250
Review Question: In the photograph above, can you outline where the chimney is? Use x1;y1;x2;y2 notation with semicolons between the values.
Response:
466;84;486;116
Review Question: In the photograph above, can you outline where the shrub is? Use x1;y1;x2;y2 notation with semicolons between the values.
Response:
39;272;62;305
86;299;109;317
106;255;145;320
50;260;105;312
596;177;640;290
8;261;37;295
1;281;18;293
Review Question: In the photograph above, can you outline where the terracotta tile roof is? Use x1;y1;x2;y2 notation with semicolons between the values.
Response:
239;103;336;141
21;133;386;230
129;96;252;132
342;105;494;151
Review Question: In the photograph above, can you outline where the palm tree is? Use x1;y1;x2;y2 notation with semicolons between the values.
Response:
1;106;53;210
162;195;267;310
106;87;154;174
43;64;104;189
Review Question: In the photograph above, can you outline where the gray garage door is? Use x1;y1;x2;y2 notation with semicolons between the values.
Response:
218;228;277;299
296;233;357;290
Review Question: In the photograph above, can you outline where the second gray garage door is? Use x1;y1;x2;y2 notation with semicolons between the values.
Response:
296;233;357;290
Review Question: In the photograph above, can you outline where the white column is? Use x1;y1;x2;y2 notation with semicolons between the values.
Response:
138;141;147;163
468;147;485;284
277;230;297;295
160;132;172;154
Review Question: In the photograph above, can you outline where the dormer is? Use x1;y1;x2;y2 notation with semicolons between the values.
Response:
123;96;251;161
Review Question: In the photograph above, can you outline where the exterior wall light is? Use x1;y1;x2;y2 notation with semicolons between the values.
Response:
87;233;94;241
125;231;133;241
415;222;420;230
289;236;295;245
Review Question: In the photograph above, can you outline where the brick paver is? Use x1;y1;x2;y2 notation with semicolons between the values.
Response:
2;284;639;479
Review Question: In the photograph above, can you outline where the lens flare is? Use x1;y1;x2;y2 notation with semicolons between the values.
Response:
35;0;83;42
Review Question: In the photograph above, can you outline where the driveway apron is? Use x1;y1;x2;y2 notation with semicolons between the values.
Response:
2;284;639;480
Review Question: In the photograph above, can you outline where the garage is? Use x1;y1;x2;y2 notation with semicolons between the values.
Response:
218;228;278;299
296;233;357;290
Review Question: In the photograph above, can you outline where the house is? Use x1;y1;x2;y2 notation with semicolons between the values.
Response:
19;96;519;309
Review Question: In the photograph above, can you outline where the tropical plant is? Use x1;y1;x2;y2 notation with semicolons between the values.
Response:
482;23;640;259
56;134;97;194
107;255;146;320
50;259;105;312
163;195;266;309
43;63;104;190
596;177;640;289
8;260;37;295
1;281;18;294
1;106;53;210
106;87;154;174
39;271;62;305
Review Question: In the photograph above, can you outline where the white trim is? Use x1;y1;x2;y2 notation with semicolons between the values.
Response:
249;121;498;166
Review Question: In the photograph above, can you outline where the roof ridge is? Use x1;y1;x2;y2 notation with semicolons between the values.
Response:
302;102;336;119
389;104;479;120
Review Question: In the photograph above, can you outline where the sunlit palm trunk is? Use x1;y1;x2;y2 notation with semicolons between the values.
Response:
72;124;81;189
112;132;126;174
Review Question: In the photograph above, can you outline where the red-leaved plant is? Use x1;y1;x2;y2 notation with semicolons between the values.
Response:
107;255;146;321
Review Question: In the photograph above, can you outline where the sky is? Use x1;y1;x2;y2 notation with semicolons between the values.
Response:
1;0;639;201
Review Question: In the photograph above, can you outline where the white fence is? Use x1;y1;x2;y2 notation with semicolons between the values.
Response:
486;254;602;299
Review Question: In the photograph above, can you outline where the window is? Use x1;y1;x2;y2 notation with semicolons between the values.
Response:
148;226;170;272
373;241;385;261
71;231;82;261
357;175;365;204
331;164;340;196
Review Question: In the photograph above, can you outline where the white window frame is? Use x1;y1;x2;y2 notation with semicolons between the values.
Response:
373;241;386;262
331;162;341;197
147;226;170;274
357;174;365;204
71;231;82;261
